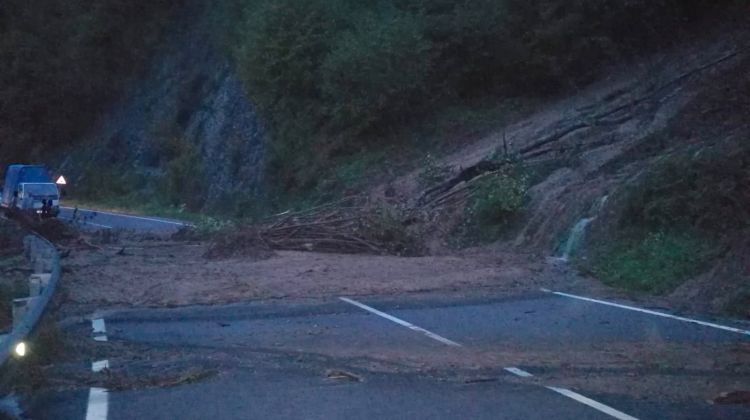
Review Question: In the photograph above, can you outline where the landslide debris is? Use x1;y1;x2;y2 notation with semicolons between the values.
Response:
204;227;275;261
203;199;425;259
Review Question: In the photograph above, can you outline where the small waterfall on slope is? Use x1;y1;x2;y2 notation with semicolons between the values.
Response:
558;217;595;261
556;195;609;262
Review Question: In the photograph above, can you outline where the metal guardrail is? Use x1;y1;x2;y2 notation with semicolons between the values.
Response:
0;233;60;365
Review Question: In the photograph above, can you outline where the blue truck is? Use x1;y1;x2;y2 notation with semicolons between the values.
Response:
0;164;60;218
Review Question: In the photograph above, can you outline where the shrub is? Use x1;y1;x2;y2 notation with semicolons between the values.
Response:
468;169;528;227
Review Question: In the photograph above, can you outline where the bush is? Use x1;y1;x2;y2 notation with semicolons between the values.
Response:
469;169;528;227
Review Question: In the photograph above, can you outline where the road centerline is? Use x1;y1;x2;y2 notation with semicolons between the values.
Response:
504;367;534;378
340;296;642;420
339;297;463;347
547;387;639;420
92;318;108;342
542;289;750;336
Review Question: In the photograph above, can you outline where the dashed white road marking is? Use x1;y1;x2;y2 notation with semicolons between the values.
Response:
542;289;750;337
92;318;108;342
92;318;106;334
339;297;463;347
85;387;109;420
547;387;639;420
341;296;641;419
504;367;534;378
92;360;110;373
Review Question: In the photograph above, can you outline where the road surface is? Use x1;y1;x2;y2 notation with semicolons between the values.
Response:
26;293;750;419
22;209;750;419
58;206;190;233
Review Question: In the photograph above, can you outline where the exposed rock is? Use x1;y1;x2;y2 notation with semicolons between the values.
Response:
61;4;266;211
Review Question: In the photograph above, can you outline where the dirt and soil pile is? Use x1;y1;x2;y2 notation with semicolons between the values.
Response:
204;227;274;261
56;231;543;314
4;210;78;243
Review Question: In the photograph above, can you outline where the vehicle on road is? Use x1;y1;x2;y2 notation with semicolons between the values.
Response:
0;164;60;218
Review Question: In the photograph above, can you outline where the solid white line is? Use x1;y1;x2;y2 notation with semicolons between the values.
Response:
339;297;462;347
62;207;188;226
543;289;750;337
85;387;109;420
92;360;110;373
81;221;113;230
92;318;106;334
57;215;113;229
504;367;534;378
547;387;639;420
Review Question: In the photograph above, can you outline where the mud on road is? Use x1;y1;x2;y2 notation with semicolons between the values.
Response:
57;234;544;314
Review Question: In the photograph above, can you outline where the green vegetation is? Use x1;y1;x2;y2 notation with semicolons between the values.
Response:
590;231;714;294
0;0;740;218
223;0;734;196
588;142;750;294
0;0;181;163
459;164;528;243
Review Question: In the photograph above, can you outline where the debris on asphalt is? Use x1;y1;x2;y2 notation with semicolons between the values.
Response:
325;369;362;382
714;390;750;405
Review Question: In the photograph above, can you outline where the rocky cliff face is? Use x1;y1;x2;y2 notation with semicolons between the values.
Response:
62;7;266;211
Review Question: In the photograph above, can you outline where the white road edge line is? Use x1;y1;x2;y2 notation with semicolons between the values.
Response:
547;386;639;420
80;221;113;230
85;387;109;420
339;297;462;347
542;289;750;336
62;206;189;226
504;367;534;378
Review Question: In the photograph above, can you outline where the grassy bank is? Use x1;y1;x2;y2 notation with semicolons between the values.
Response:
585;140;750;295
589;230;716;294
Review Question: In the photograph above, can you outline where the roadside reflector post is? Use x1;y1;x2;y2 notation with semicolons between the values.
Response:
29;273;51;296
12;297;39;329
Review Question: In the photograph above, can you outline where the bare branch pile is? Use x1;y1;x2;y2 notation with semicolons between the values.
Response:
257;198;391;254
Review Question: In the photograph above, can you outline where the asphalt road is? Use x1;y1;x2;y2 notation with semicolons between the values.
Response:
57;206;190;233
26;292;750;420
24;210;750;419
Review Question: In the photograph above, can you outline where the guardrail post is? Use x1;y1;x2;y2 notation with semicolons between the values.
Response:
29;273;52;296
12;297;39;329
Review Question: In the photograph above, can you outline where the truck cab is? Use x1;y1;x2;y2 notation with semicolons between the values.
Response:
16;182;60;217
1;164;60;218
